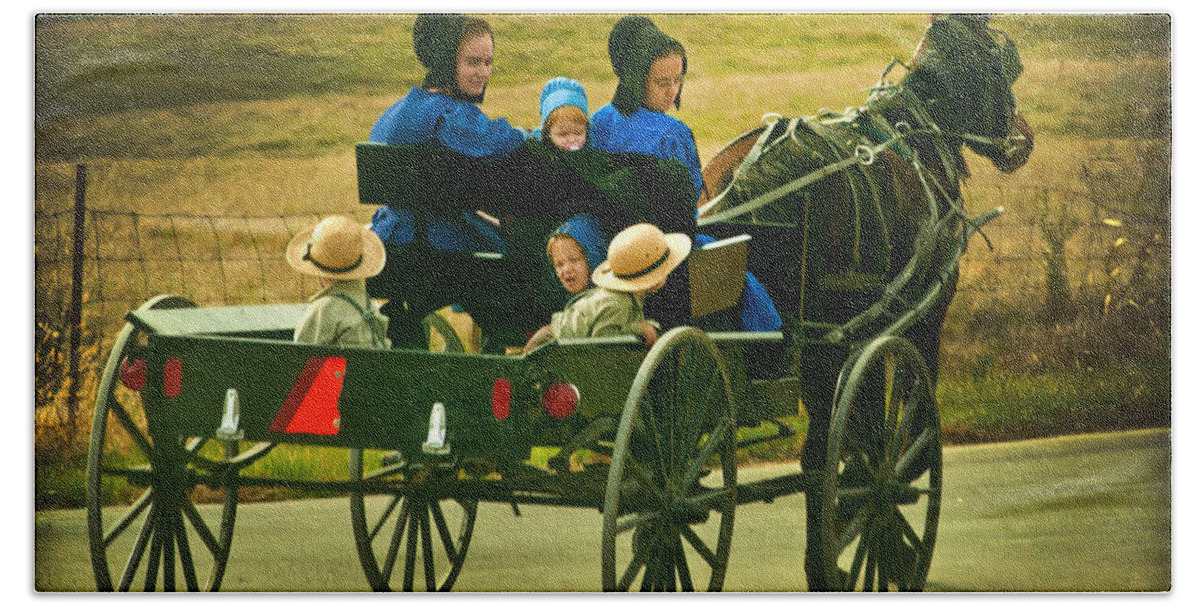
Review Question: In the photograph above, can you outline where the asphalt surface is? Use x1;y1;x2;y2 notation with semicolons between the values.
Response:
34;428;1170;592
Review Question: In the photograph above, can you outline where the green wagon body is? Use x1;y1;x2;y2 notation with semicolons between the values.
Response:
127;301;795;462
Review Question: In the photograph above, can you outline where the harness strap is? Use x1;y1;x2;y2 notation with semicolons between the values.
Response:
698;131;912;227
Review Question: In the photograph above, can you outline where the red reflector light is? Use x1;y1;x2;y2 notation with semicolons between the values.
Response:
542;383;578;419
119;358;146;391
164;358;182;398
492;379;511;420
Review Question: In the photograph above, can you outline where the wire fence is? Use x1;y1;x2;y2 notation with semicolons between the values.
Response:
36;206;332;340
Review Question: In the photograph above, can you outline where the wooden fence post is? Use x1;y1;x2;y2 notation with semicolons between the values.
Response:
66;163;86;436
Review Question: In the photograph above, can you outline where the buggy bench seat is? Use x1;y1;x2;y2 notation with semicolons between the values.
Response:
127;303;308;338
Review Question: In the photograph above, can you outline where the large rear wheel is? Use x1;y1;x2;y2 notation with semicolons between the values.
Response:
86;296;264;591
601;327;738;591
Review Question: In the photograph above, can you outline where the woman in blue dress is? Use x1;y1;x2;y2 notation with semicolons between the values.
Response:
591;15;781;334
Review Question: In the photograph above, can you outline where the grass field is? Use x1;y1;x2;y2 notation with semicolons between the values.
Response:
33;13;1172;509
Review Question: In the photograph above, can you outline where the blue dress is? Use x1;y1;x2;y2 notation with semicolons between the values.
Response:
368;87;526;253
590;105;705;199
591;105;781;332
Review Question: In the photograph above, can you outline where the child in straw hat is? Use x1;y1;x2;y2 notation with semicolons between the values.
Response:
287;215;391;349
523;222;689;354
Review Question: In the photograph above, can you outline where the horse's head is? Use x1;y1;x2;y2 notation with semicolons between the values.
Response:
902;13;1033;173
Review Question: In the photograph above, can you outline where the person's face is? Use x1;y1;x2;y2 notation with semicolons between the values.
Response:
548;117;587;152
550;238;591;295
456;34;494;98
643;53;684;113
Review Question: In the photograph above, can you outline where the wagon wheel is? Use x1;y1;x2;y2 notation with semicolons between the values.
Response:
812;335;943;591
86;295;260;591
601;327;738;592
348;452;478;591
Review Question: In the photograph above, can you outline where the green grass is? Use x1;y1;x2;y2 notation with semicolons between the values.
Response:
939;361;1170;444
34;13;1170;162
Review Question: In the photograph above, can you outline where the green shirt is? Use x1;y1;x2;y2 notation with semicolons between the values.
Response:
294;280;391;349
549;287;658;340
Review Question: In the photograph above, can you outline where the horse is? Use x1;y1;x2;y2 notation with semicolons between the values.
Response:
696;13;1033;590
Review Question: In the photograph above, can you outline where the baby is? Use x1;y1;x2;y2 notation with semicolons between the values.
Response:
524;221;689;353
287;215;391;348
536;77;590;152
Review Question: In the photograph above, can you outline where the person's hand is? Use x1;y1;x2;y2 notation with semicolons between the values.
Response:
641;322;659;346
523;325;553;354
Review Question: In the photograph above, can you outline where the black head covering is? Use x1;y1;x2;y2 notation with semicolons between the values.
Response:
607;15;687;116
413;13;488;103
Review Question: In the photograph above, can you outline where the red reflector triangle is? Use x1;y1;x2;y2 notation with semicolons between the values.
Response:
269;357;346;436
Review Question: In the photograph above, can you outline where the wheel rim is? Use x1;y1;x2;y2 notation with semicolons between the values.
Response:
349;450;478;591
86;296;241;591
601;327;738;592
819;336;942;591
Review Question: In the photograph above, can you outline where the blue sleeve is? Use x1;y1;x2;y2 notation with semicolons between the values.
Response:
740;271;782;332
438;103;526;158
657;126;705;200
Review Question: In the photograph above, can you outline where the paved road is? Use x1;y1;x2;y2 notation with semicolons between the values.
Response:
35;428;1170;592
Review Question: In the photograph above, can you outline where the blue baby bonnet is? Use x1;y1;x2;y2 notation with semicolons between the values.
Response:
539;77;589;130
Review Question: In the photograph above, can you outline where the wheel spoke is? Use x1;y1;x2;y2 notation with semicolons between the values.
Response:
143;515;165;591
837;504;873;553
682;418;729;488
174;508;200;592
369;494;403;542
843;428;877;478
680;525;718;568
380;500;409;583
418;507;436;590
619;530;653;591
180;498;221;556
892;506;926;553
674;536;694;591
402;507;419;591
103;488;154;548
429;501;459;563
884;371;915;468
107;399;154;461
118;502;156;591
162;509;177;591
643;382;670;483
893;427;935;477
616;511;659;535
843;521;870;592
687;487;735;511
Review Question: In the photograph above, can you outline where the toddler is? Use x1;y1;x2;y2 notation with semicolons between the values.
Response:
524;222;689;353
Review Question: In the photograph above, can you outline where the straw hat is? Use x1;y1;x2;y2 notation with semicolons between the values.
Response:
286;215;386;280
592;223;690;292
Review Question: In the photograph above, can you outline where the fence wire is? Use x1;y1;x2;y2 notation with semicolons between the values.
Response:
34;189;1166;348
36;208;333;343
